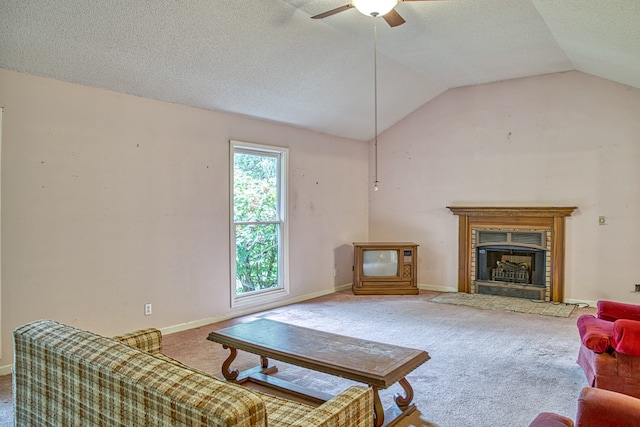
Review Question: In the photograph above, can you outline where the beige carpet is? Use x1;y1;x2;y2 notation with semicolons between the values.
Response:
3;290;592;427
160;290;591;427
430;292;576;317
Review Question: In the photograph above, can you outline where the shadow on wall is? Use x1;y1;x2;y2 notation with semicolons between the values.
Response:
334;244;354;286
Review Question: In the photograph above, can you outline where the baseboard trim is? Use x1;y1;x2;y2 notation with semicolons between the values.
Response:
418;283;457;293
0;285;591;378
334;283;352;292
0;285;354;377
160;284;351;336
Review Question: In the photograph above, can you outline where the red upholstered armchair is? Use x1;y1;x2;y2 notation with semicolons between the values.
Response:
576;300;640;398
528;387;640;427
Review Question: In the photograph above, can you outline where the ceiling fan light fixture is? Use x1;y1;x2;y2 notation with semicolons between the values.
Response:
353;0;398;17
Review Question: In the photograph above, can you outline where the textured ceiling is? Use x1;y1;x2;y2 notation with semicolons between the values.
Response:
1;0;639;141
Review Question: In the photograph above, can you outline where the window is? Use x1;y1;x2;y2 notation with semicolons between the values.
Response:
230;141;288;307
0;107;2;356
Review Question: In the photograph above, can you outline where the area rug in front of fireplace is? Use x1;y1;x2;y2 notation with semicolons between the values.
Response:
430;292;576;317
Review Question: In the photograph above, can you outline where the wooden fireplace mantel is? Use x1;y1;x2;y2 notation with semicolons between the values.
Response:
447;206;577;218
447;206;577;302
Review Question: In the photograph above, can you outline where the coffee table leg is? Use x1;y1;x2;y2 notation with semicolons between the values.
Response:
372;387;385;427
221;345;240;380
394;378;414;409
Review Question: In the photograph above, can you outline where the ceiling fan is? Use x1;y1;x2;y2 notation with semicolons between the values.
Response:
312;0;441;27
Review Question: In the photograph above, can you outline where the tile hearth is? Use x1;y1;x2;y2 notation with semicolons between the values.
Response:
430;292;576;317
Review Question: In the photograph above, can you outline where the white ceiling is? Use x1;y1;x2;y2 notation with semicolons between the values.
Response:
1;0;639;141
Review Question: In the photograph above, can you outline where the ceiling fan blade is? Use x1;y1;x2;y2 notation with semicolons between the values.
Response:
311;4;354;19
383;9;406;27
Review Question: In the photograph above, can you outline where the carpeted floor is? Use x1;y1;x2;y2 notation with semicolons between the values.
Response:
161;290;593;426
2;290;595;426
430;292;577;317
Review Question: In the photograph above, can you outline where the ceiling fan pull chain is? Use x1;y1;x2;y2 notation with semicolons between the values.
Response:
373;20;380;192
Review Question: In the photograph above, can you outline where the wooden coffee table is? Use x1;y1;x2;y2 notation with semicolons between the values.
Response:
207;319;430;427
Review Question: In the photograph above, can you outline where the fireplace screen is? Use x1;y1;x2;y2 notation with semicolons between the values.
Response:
477;246;545;286
474;230;547;299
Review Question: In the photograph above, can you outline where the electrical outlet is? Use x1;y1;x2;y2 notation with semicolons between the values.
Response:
144;303;152;316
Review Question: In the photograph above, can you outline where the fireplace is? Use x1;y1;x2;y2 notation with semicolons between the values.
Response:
474;230;549;300
447;207;576;302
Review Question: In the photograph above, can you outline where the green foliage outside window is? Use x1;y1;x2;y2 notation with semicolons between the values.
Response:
233;151;280;294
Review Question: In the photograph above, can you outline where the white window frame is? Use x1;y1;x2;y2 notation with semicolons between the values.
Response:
0;107;3;357
230;140;289;308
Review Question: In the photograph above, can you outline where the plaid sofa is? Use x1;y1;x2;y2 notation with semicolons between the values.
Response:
13;319;373;427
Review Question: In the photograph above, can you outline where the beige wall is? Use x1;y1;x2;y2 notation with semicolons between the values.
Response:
369;71;640;304
3;68;639;369
0;69;369;368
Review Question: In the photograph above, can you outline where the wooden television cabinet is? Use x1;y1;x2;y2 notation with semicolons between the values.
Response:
352;242;419;295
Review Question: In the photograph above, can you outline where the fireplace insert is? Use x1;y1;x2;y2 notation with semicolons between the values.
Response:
476;245;546;299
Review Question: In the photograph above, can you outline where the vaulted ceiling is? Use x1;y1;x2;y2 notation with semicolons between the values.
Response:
1;0;638;141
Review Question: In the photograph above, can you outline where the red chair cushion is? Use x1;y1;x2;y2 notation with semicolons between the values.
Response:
612;319;640;357
577;314;613;353
598;300;640;322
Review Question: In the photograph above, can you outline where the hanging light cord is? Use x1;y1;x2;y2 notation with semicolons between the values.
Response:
373;20;380;191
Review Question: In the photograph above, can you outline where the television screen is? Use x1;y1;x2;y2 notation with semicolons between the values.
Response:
362;250;398;277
